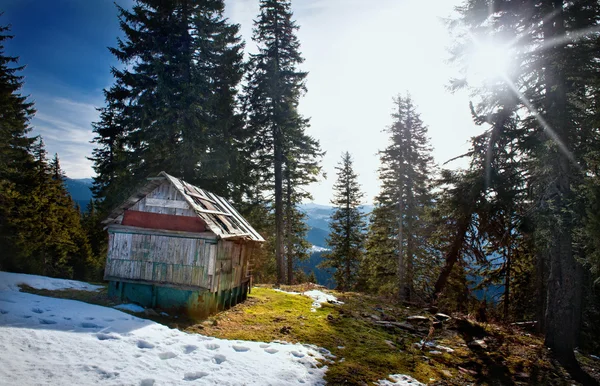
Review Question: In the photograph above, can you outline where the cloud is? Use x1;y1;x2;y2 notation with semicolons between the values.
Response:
30;95;100;179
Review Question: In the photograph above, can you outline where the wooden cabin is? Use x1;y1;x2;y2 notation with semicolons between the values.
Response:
102;172;264;317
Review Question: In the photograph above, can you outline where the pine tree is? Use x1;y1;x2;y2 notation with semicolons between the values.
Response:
0;20;37;271
0;20;35;184
245;0;322;285
448;0;600;380
364;94;435;301
7;144;93;278
81;199;108;280
321;152;365;291
92;0;247;212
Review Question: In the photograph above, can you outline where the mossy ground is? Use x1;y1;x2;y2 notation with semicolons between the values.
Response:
20;283;600;385
182;285;600;385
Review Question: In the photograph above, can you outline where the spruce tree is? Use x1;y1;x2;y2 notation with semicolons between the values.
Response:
81;199;108;280
0;20;37;271
448;0;600;380
0;20;35;184
92;0;247;212
364;94;435;301
321;152;365;291
245;0;322;285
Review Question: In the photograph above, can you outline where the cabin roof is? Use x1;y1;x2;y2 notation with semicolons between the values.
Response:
103;172;265;242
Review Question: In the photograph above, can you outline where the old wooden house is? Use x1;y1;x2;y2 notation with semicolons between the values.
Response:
102;172;264;317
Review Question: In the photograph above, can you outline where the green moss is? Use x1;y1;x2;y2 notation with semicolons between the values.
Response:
189;287;430;384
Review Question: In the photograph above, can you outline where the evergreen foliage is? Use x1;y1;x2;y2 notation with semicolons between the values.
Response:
321;152;365;291
91;0;247;213
447;0;600;380
4;145;94;279
364;95;436;301
245;0;322;285
0;20;37;269
0;20;35;185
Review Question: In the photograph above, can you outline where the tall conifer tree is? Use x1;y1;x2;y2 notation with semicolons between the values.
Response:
92;0;247;211
321;152;365;291
0;20;37;270
245;0;322;285
448;0;600;380
364;95;435;300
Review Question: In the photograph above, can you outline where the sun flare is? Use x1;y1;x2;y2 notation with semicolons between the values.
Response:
466;41;513;85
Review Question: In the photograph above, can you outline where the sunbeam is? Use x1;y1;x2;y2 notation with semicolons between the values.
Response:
501;75;580;169
465;20;583;171
537;25;600;51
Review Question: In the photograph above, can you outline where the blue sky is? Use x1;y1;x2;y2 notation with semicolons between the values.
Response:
1;0;130;179
1;0;479;205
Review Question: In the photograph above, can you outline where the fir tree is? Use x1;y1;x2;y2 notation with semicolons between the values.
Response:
364;94;435;301
81;199;108;280
245;0;322;285
0;20;36;271
321;152;365;291
448;0;600;380
92;0;247;212
0;20;35;184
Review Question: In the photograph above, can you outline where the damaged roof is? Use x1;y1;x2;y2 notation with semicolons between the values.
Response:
103;171;265;242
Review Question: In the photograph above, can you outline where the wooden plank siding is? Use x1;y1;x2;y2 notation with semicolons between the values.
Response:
105;227;250;293
130;181;197;218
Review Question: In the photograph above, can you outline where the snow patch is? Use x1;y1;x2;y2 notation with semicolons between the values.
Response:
0;275;328;385
274;288;343;312
377;374;425;385
309;245;329;253
0;271;103;292
303;290;343;311
114;303;146;313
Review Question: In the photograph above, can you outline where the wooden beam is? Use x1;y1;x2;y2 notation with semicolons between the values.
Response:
147;176;167;181
107;224;218;240
194;208;233;217
145;198;190;209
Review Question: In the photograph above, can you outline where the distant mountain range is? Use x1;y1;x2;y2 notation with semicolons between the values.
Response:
298;203;374;288
300;203;373;248
64;178;93;210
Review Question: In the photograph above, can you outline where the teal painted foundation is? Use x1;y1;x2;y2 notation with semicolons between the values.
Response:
108;281;249;319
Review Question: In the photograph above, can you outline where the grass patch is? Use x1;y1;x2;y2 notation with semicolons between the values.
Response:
18;283;115;307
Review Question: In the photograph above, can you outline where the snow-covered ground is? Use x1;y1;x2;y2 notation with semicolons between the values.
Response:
0;271;103;292
377;374;425;386
0;272;327;385
114;303;146;313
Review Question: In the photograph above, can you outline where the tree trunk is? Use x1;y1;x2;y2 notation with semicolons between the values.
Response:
541;3;592;383
504;246;510;321
536;247;547;333
432;215;470;303
344;180;350;291
274;128;285;286
285;173;293;285
397;185;406;301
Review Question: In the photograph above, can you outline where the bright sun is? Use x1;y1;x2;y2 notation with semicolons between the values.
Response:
466;43;512;85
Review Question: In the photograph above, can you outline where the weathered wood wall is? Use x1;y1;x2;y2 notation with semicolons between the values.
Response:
105;227;251;292
128;181;196;218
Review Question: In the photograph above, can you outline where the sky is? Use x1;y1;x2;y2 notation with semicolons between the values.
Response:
1;0;482;205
